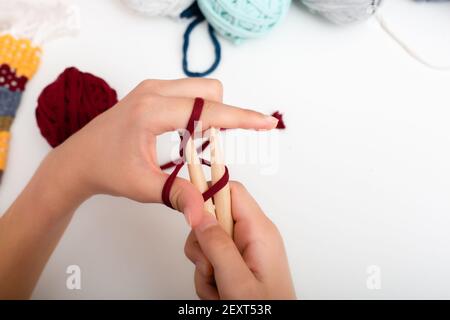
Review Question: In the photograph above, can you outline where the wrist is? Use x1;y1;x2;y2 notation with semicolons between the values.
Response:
26;148;92;219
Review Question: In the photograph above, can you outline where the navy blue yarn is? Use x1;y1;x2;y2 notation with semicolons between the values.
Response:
180;2;221;78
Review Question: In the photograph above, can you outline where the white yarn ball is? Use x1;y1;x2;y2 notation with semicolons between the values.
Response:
121;0;195;18
301;0;382;24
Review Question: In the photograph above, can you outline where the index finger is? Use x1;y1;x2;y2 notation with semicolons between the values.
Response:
145;95;279;135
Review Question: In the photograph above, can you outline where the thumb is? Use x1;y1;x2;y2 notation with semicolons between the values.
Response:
164;174;205;227
194;213;255;288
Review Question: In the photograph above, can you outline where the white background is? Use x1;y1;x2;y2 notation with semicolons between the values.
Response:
1;0;450;299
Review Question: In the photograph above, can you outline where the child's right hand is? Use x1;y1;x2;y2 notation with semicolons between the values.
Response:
184;181;296;300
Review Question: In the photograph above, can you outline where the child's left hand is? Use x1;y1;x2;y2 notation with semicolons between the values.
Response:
43;78;278;225
0;78;279;299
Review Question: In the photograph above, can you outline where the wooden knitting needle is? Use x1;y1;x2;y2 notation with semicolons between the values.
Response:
210;127;233;238
185;137;216;217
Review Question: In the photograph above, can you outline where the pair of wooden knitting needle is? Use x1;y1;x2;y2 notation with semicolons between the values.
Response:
185;127;233;238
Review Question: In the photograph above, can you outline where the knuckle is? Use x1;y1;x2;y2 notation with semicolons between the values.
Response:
202;99;214;115
216;240;234;254
131;93;157;117
230;180;247;194
138;79;159;90
169;185;183;212
264;218;281;237
184;232;198;261
207;78;223;99
141;92;158;106
204;227;234;252
128;104;146;125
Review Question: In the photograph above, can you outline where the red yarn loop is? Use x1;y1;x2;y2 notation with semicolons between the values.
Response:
35;68;285;209
160;110;286;170
162;97;230;209
36;67;118;148
161;100;286;209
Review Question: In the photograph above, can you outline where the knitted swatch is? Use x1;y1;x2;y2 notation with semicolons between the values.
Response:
0;34;41;182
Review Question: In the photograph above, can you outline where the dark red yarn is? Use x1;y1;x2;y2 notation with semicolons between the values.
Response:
36;67;118;148
271;111;286;129
0;64;28;91
160;106;284;207
35;67;285;209
159;110;286;170
162;97;230;208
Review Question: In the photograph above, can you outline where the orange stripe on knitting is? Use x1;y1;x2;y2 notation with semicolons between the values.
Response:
0;34;41;79
0;130;10;170
0;116;13;131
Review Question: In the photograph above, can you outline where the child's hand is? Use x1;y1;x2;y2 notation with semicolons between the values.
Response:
47;79;278;226
184;182;296;300
0;78;279;298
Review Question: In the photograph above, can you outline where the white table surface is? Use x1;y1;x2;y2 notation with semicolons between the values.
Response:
1;0;450;299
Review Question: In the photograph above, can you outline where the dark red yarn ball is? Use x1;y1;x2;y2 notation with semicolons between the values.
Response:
36;67;118;148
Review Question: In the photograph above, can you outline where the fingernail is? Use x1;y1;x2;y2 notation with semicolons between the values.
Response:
197;213;218;232
265;115;279;127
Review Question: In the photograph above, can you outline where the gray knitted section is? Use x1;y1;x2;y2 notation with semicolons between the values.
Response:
0;86;22;117
301;0;383;24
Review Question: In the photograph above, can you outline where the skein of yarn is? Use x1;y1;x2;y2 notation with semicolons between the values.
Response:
121;0;194;18
197;0;291;44
36;67;118;148
300;0;383;24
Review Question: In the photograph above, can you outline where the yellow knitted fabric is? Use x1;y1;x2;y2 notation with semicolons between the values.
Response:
0;34;42;79
0;131;10;170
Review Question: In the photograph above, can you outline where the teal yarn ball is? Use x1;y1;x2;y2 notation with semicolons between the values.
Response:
197;0;291;44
